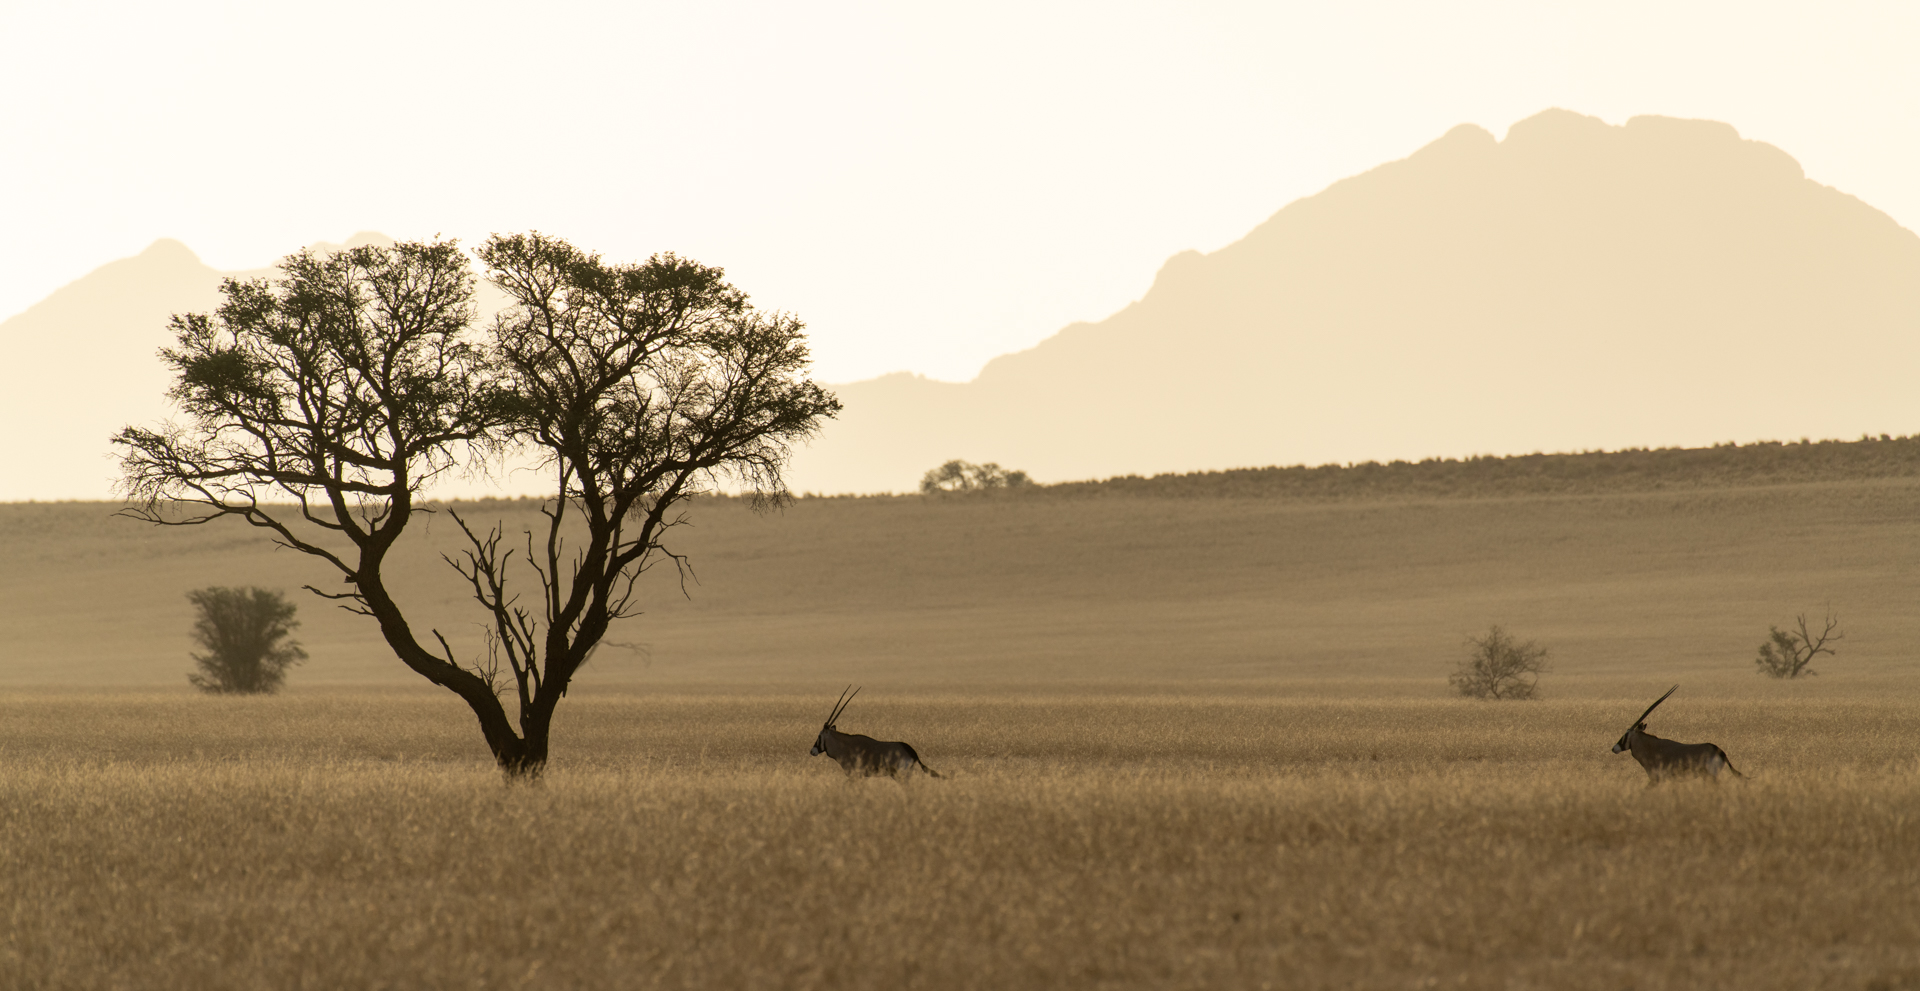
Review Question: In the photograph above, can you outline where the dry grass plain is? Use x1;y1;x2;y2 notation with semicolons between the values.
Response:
4;477;1920;692
5;692;1920;990
4;474;1920;988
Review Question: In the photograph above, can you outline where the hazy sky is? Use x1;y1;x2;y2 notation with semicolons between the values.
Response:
4;2;1916;384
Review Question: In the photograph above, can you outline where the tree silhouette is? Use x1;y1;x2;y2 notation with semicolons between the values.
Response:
1448;625;1549;700
1755;612;1843;679
920;459;1032;493
118;236;837;775
184;586;307;694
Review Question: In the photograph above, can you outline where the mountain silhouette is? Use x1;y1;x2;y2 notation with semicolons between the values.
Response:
7;111;1918;500
0;234;394;500
784;109;1920;493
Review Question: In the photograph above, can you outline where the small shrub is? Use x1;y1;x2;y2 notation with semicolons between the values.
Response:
920;460;1033;494
185;586;308;694
1449;625;1549;699
1755;612;1842;679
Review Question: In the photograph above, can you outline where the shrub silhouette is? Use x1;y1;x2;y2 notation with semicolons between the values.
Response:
920;460;1032;494
185;587;307;694
1755;612;1842;679
1448;625;1549;699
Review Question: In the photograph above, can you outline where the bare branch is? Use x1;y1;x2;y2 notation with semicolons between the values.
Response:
1757;610;1844;679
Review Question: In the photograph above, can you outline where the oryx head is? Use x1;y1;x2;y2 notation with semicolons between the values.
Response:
1612;684;1678;753
810;685;859;756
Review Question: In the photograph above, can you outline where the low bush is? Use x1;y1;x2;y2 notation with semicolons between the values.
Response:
1448;625;1549;699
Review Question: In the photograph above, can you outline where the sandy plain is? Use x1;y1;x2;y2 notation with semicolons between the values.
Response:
3;476;1919;988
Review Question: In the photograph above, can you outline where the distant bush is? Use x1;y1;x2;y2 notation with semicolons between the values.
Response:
920;460;1033;494
185;587;307;694
1755;612;1842;679
1449;625;1549;700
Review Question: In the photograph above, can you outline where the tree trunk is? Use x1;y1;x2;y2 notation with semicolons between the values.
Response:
354;559;540;776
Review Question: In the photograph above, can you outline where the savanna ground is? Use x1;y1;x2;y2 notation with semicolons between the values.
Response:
4;468;1920;988
5;692;1919;990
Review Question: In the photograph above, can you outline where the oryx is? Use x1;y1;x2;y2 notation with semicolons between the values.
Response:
1611;685;1744;781
809;686;941;778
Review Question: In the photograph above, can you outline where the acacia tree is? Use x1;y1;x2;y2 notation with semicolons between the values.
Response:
919;459;1032;494
119;234;838;777
1448;625;1550;699
447;233;840;773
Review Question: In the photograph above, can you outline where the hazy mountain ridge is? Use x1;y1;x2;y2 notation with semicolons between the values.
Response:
3;240;247;500
9;109;1919;501
0;232;420;501
791;109;1920;494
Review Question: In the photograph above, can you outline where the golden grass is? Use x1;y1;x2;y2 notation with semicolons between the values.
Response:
6;476;1918;985
7;691;1920;990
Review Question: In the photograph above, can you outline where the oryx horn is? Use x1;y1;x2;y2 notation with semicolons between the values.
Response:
825;685;859;726
1627;684;1680;731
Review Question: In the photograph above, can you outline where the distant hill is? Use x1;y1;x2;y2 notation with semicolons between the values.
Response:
0;233;396;500
11;110;1919;502
786;109;1920;494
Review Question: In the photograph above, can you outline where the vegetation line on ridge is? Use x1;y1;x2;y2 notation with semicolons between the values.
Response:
783;434;1920;502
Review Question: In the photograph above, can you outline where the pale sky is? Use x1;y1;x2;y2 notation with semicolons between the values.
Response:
3;1;1916;385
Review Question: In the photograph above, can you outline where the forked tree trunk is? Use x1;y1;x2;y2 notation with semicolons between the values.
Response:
352;559;550;777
